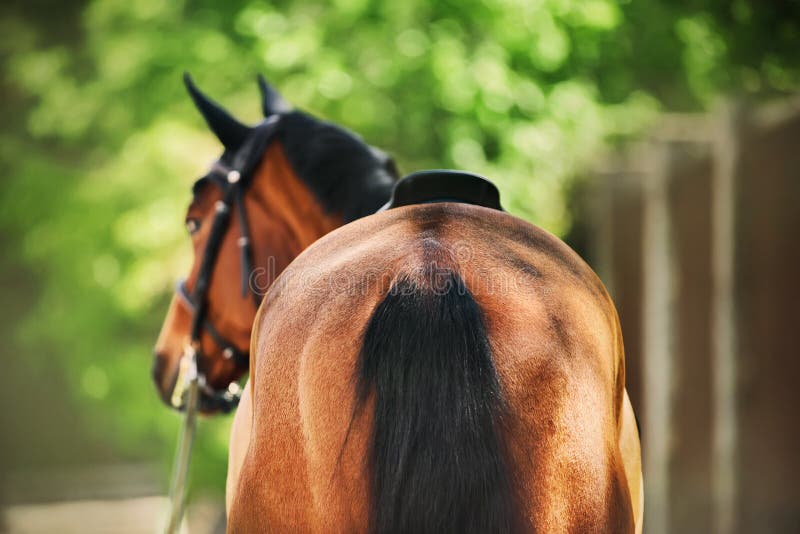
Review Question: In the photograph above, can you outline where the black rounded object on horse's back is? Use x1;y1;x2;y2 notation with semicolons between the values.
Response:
383;170;504;212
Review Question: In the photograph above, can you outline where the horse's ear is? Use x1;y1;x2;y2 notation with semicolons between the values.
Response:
370;146;401;178
183;72;251;149
257;74;292;116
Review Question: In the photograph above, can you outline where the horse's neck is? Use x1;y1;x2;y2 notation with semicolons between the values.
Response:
246;143;339;261
248;142;393;263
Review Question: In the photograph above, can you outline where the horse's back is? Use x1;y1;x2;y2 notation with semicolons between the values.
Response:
228;202;636;532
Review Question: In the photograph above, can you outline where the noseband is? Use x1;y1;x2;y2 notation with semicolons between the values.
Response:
170;115;279;413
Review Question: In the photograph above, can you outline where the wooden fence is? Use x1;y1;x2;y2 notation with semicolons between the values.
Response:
576;98;800;534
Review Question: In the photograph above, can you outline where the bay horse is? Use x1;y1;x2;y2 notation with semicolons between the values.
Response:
152;74;398;413
153;74;642;532
226;171;643;532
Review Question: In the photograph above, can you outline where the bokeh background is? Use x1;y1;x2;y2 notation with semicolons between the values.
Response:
1;0;798;532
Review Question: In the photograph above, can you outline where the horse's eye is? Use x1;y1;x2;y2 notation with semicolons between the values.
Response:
186;219;201;235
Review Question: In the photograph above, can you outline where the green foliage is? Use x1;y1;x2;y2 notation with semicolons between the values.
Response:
1;0;797;494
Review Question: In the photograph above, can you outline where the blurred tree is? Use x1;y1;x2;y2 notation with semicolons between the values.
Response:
0;0;797;494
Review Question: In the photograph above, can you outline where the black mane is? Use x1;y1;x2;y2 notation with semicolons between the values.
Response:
277;111;397;222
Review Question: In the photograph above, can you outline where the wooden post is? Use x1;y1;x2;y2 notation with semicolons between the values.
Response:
710;102;739;534
640;141;676;534
729;100;800;532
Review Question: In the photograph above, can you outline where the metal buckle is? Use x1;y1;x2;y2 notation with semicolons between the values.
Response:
214;200;230;213
227;170;241;183
170;344;198;409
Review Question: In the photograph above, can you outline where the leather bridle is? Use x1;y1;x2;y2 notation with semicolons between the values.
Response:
169;115;280;414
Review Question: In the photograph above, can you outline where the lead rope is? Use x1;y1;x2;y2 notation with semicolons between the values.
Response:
164;345;200;534
163;195;232;534
162;196;232;534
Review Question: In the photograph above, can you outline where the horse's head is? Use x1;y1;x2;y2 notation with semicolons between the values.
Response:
152;74;398;413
